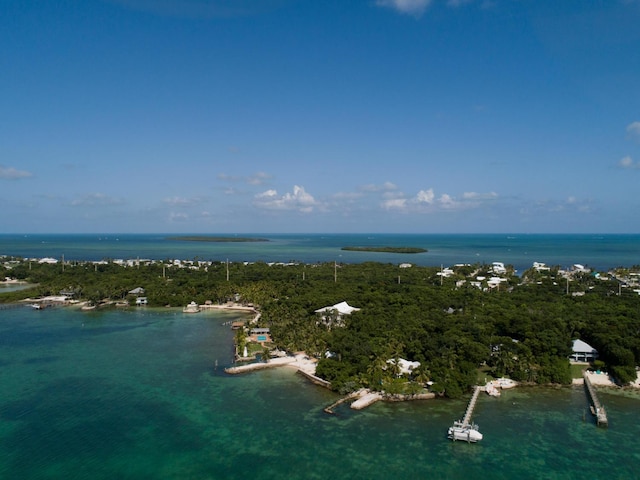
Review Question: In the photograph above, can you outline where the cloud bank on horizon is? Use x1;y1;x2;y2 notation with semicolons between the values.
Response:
1;0;639;233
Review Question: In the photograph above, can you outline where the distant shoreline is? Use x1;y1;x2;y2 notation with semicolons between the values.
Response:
341;246;427;254
166;236;270;243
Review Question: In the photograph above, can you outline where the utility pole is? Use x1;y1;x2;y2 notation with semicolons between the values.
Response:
334;261;337;283
226;259;230;282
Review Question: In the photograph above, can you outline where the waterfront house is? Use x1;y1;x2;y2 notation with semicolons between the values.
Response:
386;358;421;377
135;297;148;306
249;328;271;345
570;339;599;363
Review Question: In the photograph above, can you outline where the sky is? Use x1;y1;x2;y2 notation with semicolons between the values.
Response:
1;0;640;234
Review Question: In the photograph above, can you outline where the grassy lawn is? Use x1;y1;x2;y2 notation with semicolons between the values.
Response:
476;366;495;385
571;363;589;379
246;342;265;356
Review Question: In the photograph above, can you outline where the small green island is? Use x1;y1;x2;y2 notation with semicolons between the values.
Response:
341;246;427;254
167;236;270;243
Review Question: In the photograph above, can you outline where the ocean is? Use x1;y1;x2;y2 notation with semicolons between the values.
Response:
1;233;640;479
1;307;639;480
1;233;639;272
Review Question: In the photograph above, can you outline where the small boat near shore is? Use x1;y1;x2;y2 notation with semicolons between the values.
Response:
448;421;483;443
183;301;201;313
485;382;501;397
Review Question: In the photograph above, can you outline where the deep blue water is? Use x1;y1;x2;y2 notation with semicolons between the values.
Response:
1;307;639;479
1;233;639;272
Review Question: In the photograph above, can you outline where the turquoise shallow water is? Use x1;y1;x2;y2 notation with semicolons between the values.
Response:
1;307;639;479
1;233;639;272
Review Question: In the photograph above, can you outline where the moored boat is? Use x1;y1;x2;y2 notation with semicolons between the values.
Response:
183;301;201;313
448;421;483;443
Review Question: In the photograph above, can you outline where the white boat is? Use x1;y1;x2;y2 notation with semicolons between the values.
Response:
183;301;201;313
448;421;483;443
485;382;501;397
496;377;517;389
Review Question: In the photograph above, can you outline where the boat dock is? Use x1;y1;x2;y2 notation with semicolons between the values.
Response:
462;385;482;426
448;386;483;443
583;371;608;427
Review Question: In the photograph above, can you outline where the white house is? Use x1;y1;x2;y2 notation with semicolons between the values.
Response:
38;257;59;264
386;358;420;376
570;339;599;363
314;301;360;326
492;262;506;274
533;262;550;271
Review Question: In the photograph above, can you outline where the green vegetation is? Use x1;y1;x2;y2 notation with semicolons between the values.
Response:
341;246;427;254
167;236;269;242
2;258;639;396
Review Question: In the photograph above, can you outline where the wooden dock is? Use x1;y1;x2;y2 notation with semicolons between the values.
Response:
583;371;608;427
461;385;482;426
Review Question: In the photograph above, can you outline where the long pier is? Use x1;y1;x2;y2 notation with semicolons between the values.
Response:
583;371;608;427
461;385;482;426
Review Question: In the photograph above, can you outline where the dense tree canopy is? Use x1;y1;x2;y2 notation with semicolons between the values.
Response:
3;258;639;394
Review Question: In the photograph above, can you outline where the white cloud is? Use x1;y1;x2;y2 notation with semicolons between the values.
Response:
254;185;318;213
626;121;640;142
70;193;125;207
375;0;431;16
382;198;408;210
169;212;189;222
416;188;435;204
247;172;271;185
359;182;398;193
163;196;203;207
462;191;498;200
526;196;593;215
383;188;498;213
618;155;640;169
0;165;32;180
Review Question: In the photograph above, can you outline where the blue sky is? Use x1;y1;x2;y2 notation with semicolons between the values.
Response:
2;0;639;234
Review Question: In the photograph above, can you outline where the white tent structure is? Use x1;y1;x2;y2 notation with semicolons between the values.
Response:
315;301;360;316
570;339;599;362
314;301;360;326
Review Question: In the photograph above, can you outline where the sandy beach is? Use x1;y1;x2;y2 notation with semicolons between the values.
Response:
571;369;640;388
224;353;318;375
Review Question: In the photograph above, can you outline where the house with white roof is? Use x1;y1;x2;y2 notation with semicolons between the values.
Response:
570;339;599;363
314;301;360;326
386;358;421;376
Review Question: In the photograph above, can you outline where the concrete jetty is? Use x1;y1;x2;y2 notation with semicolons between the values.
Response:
583;371;608;427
